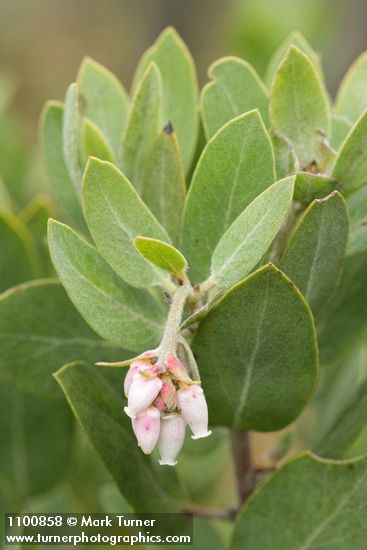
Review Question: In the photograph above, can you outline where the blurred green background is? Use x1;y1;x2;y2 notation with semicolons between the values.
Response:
1;0;367;547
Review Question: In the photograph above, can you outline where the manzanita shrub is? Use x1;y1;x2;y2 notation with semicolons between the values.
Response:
2;27;367;547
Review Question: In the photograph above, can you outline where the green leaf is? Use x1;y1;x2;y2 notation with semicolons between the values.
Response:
314;380;367;459
0;383;74;499
48;219;166;352
330;115;353;151
182;111;276;283
135;236;187;277
131;27;199;173
201;56;268;139
82;158;171;289
0;211;41;291
293;172;336;204
280;191;348;320
346;185;367;256
20;196;55;277
270;129;299;179
80;118;114;164
141;126;186;245
265;31;323;87
0;279;125;398
332;110;367;194
269;46;330;166
78;57;129;157
63;83;81;192
192;264;318;431
55;361;181;513
40;102;86;233
335;51;367;123
211;176;295;289
121;63;163;194
318;251;367;366
231;453;367;550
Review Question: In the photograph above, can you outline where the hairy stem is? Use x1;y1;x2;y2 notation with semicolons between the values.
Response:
158;281;191;368
231;430;254;505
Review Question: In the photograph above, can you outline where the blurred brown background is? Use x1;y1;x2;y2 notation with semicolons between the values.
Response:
2;0;367;132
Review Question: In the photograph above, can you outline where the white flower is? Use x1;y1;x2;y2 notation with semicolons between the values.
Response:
124;373;162;418
177;385;212;440
158;413;186;466
124;361;149;397
132;406;161;454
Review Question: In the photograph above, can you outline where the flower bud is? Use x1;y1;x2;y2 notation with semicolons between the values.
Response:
132;406;161;454
124;361;149;397
177;385;212;440
166;354;192;384
154;376;177;412
158;413;186;466
124;373;162;418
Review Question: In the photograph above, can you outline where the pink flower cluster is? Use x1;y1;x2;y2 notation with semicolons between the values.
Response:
123;353;211;466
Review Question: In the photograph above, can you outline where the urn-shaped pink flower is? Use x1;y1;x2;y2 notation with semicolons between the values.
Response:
132;406;161;454
124;372;162;418
177;385;211;440
124;360;149;397
158;413;186;466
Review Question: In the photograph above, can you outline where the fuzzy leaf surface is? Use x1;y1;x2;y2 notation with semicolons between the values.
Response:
141;127;185;245
82;158;171;289
269;46;330;166
182;111;275;283
346;185;367;256
231;453;367;550
332;110;367;194
135;236;187;276
335;52;367;123
122;63;163;194
201;56;268;139
41;102;86;233
63;83;81;192
211;177;294;288
48;220;166;352
0;280;125;398
132;28;199;172
280;191;348;320
80;118;114;164
192;265;318;431
78;57;129;157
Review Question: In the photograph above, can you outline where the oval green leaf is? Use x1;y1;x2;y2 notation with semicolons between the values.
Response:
182;110;276;283
231;453;367;550
211;176;295;289
78;57;129;157
280;191;348;320
201;56;268;139
82;158;171;289
131;27;199;173
48;219;167;352
134;236;187;276
192;264;318;431
346;185;367;256
269;46;330;166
